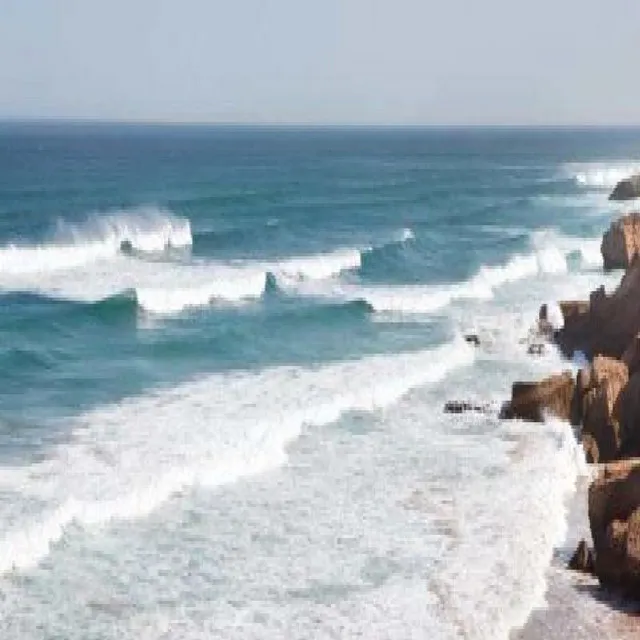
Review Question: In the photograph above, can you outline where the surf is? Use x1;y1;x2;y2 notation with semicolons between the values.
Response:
0;337;474;574
0;206;192;275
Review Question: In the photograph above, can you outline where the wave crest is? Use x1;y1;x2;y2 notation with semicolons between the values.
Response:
0;207;192;275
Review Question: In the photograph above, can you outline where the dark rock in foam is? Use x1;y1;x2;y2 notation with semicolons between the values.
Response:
609;175;640;201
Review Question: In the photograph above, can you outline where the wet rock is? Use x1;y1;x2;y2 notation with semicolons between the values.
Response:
527;343;545;356
609;175;640;201
568;539;595;575
601;213;640;269
576;356;629;463
500;371;575;422
443;401;491;414
536;303;556;339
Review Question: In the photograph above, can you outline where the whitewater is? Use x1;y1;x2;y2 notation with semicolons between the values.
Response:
1;124;639;640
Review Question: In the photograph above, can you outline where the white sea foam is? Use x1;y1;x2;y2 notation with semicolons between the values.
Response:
273;248;362;283
567;162;640;188
0;339;474;573
422;419;585;640
0;207;192;275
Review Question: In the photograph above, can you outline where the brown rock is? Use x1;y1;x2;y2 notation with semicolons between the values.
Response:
589;460;640;594
558;300;590;324
556;255;640;359
577;356;629;463
619;372;640;458
568;539;595;575
582;433;600;465
609;175;640;202
602;213;640;270
500;371;575;422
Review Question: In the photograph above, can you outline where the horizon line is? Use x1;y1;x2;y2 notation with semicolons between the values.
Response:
2;117;640;130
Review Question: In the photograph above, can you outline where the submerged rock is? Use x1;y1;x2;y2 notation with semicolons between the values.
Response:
609;175;640;201
601;213;640;269
568;539;595;575
500;371;575;422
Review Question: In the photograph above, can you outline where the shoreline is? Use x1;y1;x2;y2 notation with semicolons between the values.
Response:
504;205;640;637
514;475;640;639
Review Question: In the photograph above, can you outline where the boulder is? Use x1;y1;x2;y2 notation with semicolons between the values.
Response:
556;256;640;359
464;334;480;347
527;343;545;356
609;175;640;201
576;356;629;463
588;459;640;594
568;539;595;575
500;371;575;422
444;400;491;414
601;213;640;269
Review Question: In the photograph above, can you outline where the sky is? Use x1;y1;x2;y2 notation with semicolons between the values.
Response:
1;0;639;125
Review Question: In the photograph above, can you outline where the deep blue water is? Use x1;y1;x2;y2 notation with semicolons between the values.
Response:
0;124;638;639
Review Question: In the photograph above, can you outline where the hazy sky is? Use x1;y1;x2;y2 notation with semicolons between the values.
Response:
1;0;639;125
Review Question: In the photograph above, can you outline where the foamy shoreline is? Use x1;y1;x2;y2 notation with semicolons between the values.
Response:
514;475;640;639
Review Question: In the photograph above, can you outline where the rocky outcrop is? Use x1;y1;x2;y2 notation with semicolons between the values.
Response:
588;459;640;595
556;257;640;359
558;300;589;324
609;175;640;201
601;213;640;269
568;539;595;575
500;371;575;422
575;356;629;463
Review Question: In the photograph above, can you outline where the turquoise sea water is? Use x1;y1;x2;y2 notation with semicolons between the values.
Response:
0;124;638;638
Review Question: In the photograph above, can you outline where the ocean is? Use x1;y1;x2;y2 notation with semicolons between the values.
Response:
0;123;637;639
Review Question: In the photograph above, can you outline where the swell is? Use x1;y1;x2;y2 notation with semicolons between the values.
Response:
0;289;373;330
0;338;475;574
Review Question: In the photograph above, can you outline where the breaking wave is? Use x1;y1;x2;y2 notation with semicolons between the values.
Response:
567;162;640;188
0;207;192;275
326;230;602;315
